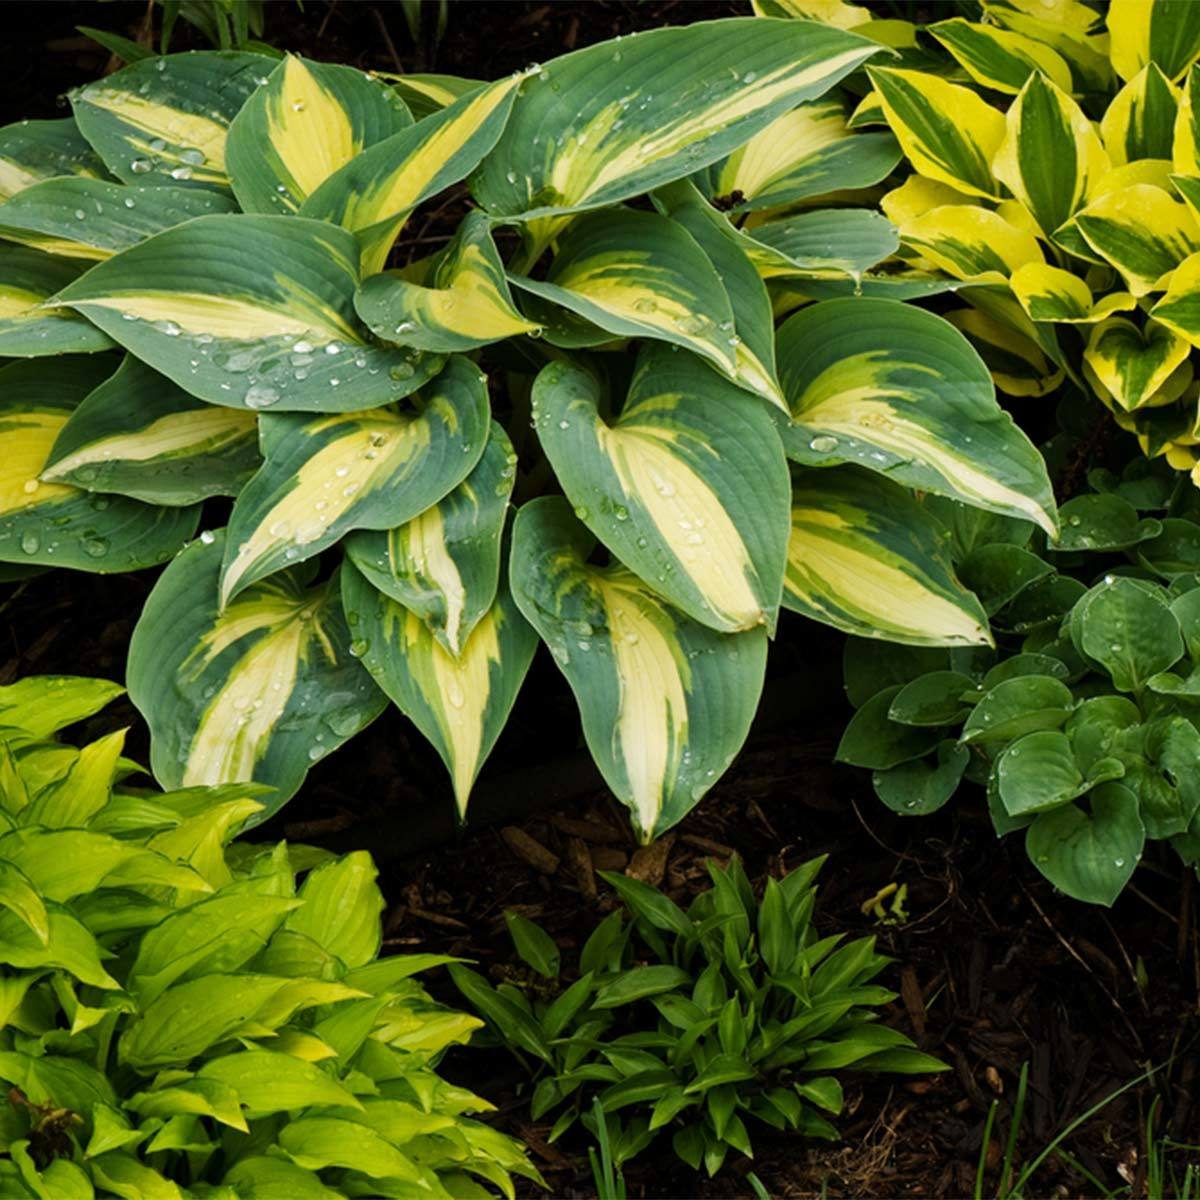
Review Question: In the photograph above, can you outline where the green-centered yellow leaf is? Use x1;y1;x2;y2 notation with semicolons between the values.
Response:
1174;64;1200;172
57;214;443;412
752;0;870;24
343;563;536;817
777;297;1057;534
929;18;1073;94
866;66;1006;199
220;355;489;604
0;243;115;357
1010;262;1137;323
42;356;259;505
0;118;106;201
510;497;767;842
895;204;1042;282
1084;316;1192;411
1102;64;1180;164
982;0;1112;92
532;345;790;634
945;305;1065;397
127;532;386;821
227;54;412;215
1108;0;1200;83
1152;249;1200;346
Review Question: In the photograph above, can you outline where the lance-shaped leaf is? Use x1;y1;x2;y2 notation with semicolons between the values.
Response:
1074;183;1200;295
745;209;900;284
70;51;272;191
41;356;259;505
1108;0;1200;83
0;178;236;261
510;497;768;841
1010;262;1136;323
472;17;879;221
532;346;789;634
301;77;523;273
983;0;1112;93
128;531;386;819
354;211;539;353
344;422;515;656
1102;64;1179;164
1083;317;1191;411
0;244;114;357
220;355;489;605
0;118;107;201
0;358;199;571
928;18;1073;94
226;54;412;216
692;99;900;212
993;71;1110;236
777;297;1057;535
1150;250;1200;346
896;204;1042;282
866;67;1006;199
57;214;442;412
342;562;535;817
785;466;991;647
1175;65;1200;173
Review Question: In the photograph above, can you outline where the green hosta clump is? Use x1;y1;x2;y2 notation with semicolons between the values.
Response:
450;857;944;1178
0;675;539;1199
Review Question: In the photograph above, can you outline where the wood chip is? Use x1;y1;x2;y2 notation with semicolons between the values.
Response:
680;833;735;858
589;846;628;872
627;834;674;887
404;907;468;930
900;964;927;1042
566;836;596;900
500;827;559;875
549;814;624;844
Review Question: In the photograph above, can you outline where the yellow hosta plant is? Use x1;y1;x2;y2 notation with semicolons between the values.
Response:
0;21;1055;841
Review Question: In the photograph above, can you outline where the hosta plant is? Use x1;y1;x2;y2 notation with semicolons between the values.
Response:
0;21;1056;841
0;674;539;1198
450;857;944;1177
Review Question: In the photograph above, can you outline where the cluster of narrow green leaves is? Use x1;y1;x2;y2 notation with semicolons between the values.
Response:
0;18;1057;841
0;675;539;1199
450;857;944;1178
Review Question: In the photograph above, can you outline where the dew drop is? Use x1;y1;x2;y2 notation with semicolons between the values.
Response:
81;537;108;558
199;530;216;545
19;531;39;555
809;435;839;453
244;384;280;409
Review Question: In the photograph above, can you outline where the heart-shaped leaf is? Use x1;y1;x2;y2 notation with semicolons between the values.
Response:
1083;316;1191;410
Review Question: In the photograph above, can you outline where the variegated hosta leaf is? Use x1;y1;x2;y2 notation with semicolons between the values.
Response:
70;51;273;191
1083;317;1191;411
57;214;441;412
341;562;535;817
744;208;900;284
945;307;1065;397
0;358;200;572
384;73;485;119
692;98;900;212
472;17;879;222
344;422;515;656
0;118;107;201
226;54;412;215
1108;0;1200;83
1074;183;1200;295
0;244;114;357
984;0;1113;93
895;204;1042;282
752;0;870;24
786;466;991;646
1152;250;1200;345
777;297;1057;534
532;345;789;634
301;78;522;274
0;178;236;261
221;355;489;605
1175;64;1200;174
354;211;539;353
992;71;1110;236
928;18;1073;94
1101;64;1179;164
128;532;385;821
865;66;1006;199
510;497;768;842
41;356;260;505
1010;262;1137;323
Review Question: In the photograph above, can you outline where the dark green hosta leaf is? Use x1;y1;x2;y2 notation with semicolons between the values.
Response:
593;966;691;1009
1072;576;1184;691
842;639;950;710
873;740;970;815
957;543;1054;615
996;729;1089;816
505;912;560;979
837;685;943;770
961;676;1075;745
888;672;976;727
1139;518;1200;578
0;243;115;356
1052;494;1161;552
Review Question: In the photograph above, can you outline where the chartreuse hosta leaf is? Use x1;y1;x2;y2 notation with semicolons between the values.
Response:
40;356;259;505
0;117;106;201
342;562;536;817
345;422;514;656
777;298;1058;535
510;497;768;841
1010;263;1137;323
785;466;991;647
221;355;489;605
928;18;1072;93
1102;64;1179;163
0;244;114;357
57;214;442;412
865;67;1006;199
532;345;789;634
226;54;412;215
993;71;1110;236
354;211;539;353
472;17;880;224
128;531;385;818
1108;0;1200;83
0;358;199;571
1083;317;1192;411
70;50;271;191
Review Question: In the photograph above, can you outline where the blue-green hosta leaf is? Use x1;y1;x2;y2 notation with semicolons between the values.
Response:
928;18;1073;93
1108;0;1200;83
0;117;107;201
354;211;539;353
510;497;768;841
1072;575;1184;690
127;532;386;820
0;244;115;356
220;355;489;605
472;17;879;224
531;346;789;634
57;214;442;412
0;358;199;571
342;563;537;817
785;466;991;647
1083;316;1191;411
42;356;259;505
1101;64;1179;163
776;297;1058;535
226;53;412;214
70;50;273;191
344;422;515;655
745;209;900;284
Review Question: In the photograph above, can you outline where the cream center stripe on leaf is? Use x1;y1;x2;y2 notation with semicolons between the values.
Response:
79;92;230;173
397;505;467;654
1;413;76;513
274;57;357;199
